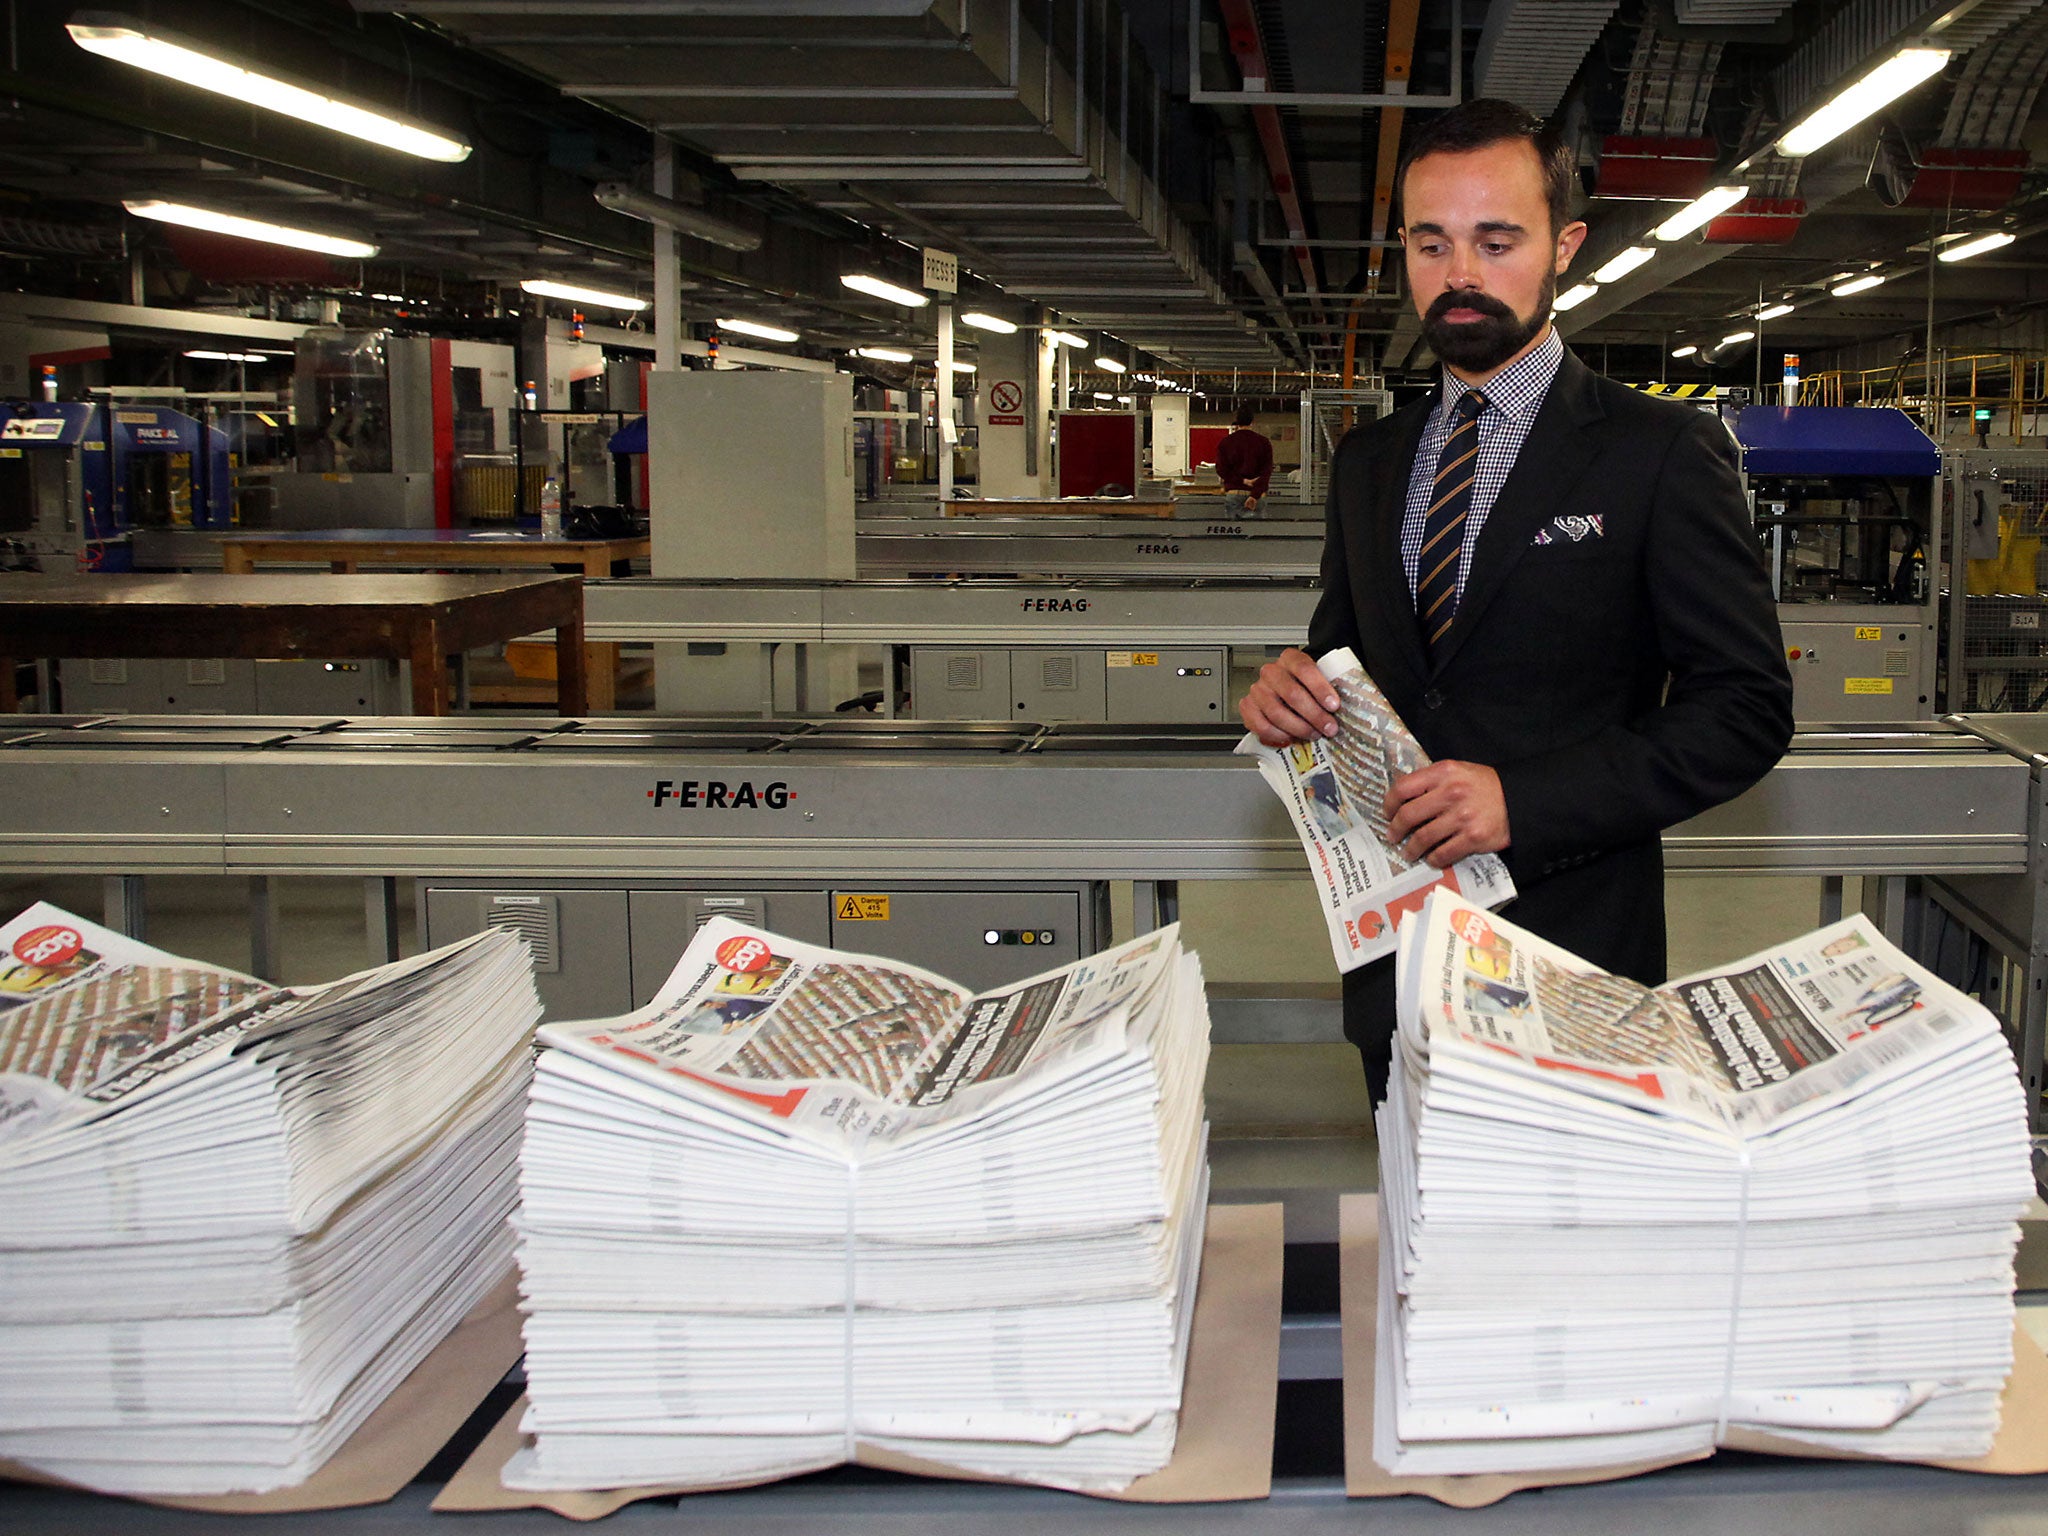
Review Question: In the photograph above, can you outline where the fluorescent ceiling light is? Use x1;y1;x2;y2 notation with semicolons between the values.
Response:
946;360;976;373
1830;272;1887;297
840;272;929;308
69;14;469;162
184;349;266;362
1654;185;1749;242
1778;48;1950;157
1092;391;1114;401
855;346;913;362
1671;345;1698;358
1756;303;1795;321
1045;329;1087;347
1591;246;1655;284
1720;329;1756;346
960;311;1017;334
1938;230;2017;263
593;183;758;252
520;278;646;312
1094;356;1127;373
1552;282;1599;312
716;316;800;343
123;199;377;259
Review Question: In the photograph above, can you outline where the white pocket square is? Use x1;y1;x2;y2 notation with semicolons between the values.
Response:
1531;513;1604;547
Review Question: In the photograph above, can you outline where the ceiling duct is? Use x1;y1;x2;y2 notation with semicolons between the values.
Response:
416;0;1275;367
0;216;124;258
1669;0;1794;22
1475;0;1625;117
1935;5;2048;148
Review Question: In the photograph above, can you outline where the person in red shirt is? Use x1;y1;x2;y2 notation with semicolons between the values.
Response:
1214;405;1274;516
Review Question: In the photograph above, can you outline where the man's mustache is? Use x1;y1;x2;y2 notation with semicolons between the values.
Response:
1426;290;1515;323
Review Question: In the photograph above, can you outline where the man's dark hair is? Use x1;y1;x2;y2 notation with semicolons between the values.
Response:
1397;98;1577;235
1232;404;1256;428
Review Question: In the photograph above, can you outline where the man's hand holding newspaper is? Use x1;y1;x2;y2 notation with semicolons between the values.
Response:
1237;647;1516;972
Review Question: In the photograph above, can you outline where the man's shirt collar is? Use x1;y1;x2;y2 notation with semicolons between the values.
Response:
1436;324;1564;426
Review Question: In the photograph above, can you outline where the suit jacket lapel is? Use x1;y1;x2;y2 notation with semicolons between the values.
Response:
1367;395;1433;689
1431;351;1604;676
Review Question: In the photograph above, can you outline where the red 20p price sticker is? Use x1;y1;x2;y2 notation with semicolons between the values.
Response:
714;935;774;974
1450;909;1494;949
14;924;84;969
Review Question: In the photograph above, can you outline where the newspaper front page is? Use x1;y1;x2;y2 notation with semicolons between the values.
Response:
1400;888;2006;1135
0;902;282;1143
540;917;1183;1153
1237;647;1514;972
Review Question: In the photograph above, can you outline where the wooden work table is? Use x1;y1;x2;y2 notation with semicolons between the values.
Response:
0;572;588;716
219;528;649;580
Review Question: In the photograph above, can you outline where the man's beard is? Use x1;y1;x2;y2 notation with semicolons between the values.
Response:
1422;270;1554;374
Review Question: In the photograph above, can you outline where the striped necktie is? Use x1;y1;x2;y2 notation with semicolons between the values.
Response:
1416;389;1486;653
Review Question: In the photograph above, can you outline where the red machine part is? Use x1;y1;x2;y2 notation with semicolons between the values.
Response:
1594;136;1720;201
1704;197;1807;245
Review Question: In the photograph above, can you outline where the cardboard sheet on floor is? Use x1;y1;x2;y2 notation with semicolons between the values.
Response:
1341;1194;2048;1508
0;1266;524;1515
433;1202;1283;1519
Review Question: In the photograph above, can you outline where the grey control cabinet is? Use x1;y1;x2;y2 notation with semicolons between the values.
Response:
909;648;1011;720
1104;647;1227;722
909;646;1227;723
57;657;403;715
1012;648;1108;722
421;879;1108;1020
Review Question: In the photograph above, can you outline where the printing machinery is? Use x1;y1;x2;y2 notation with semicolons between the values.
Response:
585;575;1321;720
0;712;2041;1127
854;512;1327;579
1738;406;1942;722
0;399;232;570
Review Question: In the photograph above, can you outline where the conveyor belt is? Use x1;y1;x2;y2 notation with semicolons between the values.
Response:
856;518;1325;578
0;716;2026;881
582;577;1322;647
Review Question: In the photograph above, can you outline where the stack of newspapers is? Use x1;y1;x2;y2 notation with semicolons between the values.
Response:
512;919;1211;1493
0;903;540;1495
1376;892;2037;1476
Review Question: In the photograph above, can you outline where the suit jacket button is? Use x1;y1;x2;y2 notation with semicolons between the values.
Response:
1423;689;1445;710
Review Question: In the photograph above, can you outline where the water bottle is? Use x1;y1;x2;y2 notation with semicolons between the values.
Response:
539;475;562;539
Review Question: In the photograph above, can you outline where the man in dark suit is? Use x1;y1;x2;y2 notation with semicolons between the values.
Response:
1240;99;1793;1100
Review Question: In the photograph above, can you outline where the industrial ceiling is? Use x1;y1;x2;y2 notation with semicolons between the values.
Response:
0;0;2043;387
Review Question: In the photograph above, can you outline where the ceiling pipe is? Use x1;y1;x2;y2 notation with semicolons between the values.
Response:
1215;0;1319;303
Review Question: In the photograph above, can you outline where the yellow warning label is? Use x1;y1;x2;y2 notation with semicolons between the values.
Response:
115;410;157;424
0;449;17;459
1854;626;1882;641
1844;678;1894;695
835;893;891;921
1132;651;1159;666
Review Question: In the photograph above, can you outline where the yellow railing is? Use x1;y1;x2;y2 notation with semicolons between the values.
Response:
1802;351;2047;436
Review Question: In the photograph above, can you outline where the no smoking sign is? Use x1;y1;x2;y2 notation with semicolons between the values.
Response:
988;378;1024;425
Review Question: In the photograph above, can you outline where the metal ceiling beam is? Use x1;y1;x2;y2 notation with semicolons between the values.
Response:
1185;0;1462;107
1215;0;1319;299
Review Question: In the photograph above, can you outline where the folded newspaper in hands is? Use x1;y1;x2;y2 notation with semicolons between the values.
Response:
1236;646;1514;972
0;902;541;1496
1376;889;2035;1476
512;917;1212;1494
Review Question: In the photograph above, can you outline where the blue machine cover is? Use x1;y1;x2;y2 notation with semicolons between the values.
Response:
608;415;647;455
1735;405;1940;478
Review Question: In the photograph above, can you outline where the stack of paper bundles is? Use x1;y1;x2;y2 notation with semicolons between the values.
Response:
512;918;1211;1493
0;903;541;1495
1377;892;2035;1477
